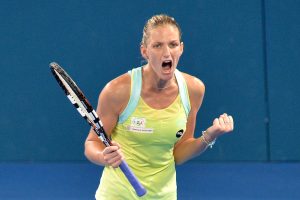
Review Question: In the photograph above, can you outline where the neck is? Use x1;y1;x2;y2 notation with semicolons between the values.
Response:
142;64;177;91
155;77;175;90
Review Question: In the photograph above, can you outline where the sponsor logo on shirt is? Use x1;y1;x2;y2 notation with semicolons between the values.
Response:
127;117;153;134
176;129;184;138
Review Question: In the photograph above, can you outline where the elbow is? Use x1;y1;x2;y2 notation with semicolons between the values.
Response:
84;141;92;160
175;161;185;166
84;145;89;160
84;148;88;159
174;156;187;165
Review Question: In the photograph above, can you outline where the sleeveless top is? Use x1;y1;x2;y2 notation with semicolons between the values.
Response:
95;67;191;200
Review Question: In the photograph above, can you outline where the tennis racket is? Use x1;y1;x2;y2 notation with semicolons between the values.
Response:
49;62;147;197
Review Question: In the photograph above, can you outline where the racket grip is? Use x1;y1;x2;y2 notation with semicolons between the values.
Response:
119;160;147;197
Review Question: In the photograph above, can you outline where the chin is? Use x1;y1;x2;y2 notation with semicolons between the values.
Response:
160;71;175;80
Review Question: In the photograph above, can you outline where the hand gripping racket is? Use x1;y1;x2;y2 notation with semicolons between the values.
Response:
49;62;147;197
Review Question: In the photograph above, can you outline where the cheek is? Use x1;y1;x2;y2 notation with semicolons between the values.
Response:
173;51;182;61
148;52;159;62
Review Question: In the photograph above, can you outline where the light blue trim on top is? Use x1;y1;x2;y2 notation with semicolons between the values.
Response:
174;69;191;118
118;67;142;124
118;67;191;124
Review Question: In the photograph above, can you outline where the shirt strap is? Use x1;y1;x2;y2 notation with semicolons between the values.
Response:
175;69;191;117
118;67;142;124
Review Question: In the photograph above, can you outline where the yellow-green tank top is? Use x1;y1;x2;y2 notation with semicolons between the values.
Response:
95;67;190;200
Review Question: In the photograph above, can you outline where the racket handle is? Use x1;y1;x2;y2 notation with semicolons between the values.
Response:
119;161;147;197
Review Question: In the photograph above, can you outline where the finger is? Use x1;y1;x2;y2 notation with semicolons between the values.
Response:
110;141;124;159
228;115;233;122
111;141;118;145
102;146;119;158
111;160;122;168
228;115;234;129
111;141;121;149
107;153;123;168
103;145;119;153
222;114;233;128
223;115;233;131
222;113;228;117
103;150;122;165
213;118;220;126
221;113;229;122
218;117;225;127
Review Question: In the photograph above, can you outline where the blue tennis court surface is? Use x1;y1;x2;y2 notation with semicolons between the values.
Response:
0;162;299;199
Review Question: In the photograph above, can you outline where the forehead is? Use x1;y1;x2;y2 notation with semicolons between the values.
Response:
147;25;180;43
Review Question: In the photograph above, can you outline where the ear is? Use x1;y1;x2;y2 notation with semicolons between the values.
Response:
140;44;148;60
180;42;184;55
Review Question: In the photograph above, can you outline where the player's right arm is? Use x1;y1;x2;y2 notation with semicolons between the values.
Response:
84;73;131;167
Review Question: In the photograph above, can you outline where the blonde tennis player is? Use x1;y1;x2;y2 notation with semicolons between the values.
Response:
85;14;234;200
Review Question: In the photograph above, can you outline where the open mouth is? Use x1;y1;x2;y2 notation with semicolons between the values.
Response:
162;60;172;71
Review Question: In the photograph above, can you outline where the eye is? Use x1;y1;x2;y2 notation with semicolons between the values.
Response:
153;43;162;48
169;42;179;48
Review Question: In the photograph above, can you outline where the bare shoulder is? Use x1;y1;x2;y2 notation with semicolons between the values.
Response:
181;72;205;96
99;72;131;115
181;72;205;111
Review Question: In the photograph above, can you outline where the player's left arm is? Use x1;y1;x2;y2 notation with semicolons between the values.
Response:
173;74;234;165
173;74;206;164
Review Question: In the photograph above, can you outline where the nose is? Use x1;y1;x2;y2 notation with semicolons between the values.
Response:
162;45;171;58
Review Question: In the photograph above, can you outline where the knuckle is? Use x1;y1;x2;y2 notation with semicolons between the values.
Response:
103;157;109;163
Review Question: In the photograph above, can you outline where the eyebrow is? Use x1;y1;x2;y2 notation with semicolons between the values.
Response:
152;40;179;44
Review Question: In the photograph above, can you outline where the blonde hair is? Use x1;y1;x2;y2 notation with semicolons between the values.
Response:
141;14;182;46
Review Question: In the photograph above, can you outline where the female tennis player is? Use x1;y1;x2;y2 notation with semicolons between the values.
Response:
84;14;234;199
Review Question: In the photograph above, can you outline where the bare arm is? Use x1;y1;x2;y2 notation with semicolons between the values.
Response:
173;75;206;164
174;74;234;165
84;73;130;167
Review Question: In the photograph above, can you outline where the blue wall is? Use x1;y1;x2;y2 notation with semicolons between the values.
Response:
0;0;299;162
